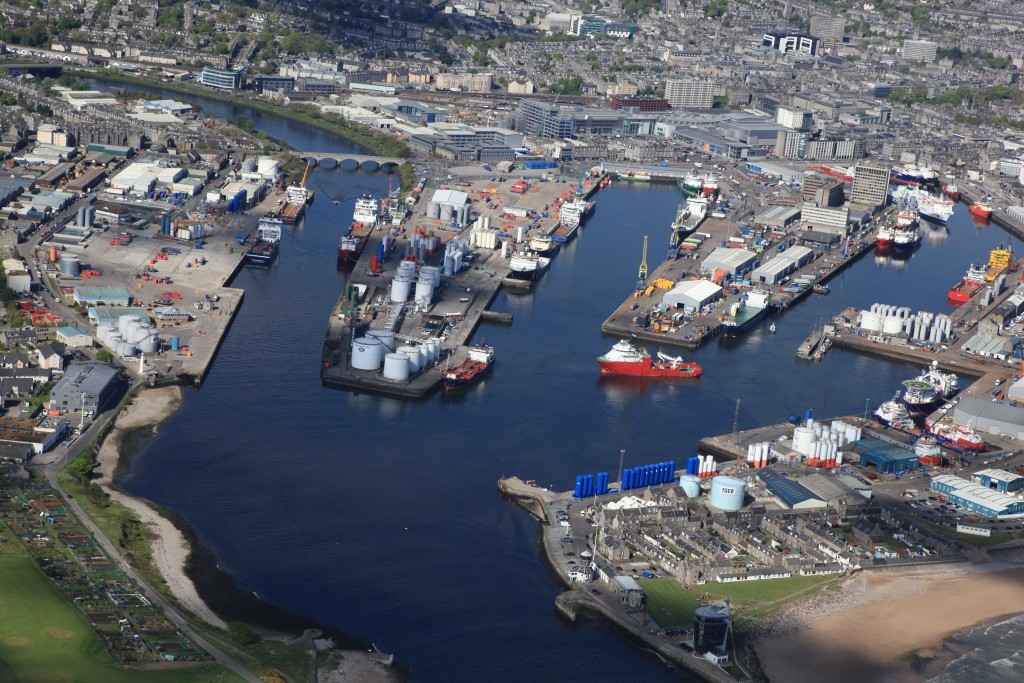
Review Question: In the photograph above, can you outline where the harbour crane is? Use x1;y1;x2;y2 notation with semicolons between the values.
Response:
637;235;648;290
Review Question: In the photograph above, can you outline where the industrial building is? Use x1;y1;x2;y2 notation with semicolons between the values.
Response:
758;469;827;509
971;469;1024;495
426;189;470;226
50;363;119;417
930;475;1024;517
72;286;132;307
66;167;107;193
662;280;723;313
750;245;814;285
0;415;69;456
801;205;850;235
55;327;92;348
754;206;801;229
693;603;730;663
847;438;920;474
953;397;1024;440
701;247;757;277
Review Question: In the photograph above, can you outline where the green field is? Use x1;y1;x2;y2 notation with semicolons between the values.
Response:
641;574;838;627
0;557;242;683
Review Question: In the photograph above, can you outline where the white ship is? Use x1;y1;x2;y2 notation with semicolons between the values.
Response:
894;185;955;224
353;195;378;226
508;253;551;281
559;197;594;230
874;394;916;429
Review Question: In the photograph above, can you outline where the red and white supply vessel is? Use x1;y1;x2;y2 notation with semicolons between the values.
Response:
597;339;702;377
926;419;985;451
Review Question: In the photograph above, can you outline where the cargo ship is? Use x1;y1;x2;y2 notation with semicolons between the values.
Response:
246;216;283;265
279;161;313;224
720;289;772;336
597;339;702;377
875;224;895;248
678;172;704;198
701;172;719;197
926;419;984;451
947;262;987;303
529;235;557;255
941;183;961;201
619;170;651;182
443;345;494;392
873;394;916;430
985;246;1011;281
508;253;550;281
337;195;379;266
969;202;993;220
891;164;939;188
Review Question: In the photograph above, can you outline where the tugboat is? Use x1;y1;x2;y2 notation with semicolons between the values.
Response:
969;202;993;220
443;345;495;392
873;393;916;430
941;183;961;201
597;339;702;377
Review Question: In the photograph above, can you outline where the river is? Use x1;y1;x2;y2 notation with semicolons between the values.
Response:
97;81;1020;681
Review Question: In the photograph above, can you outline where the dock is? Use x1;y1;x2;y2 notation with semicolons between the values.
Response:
321;170;605;398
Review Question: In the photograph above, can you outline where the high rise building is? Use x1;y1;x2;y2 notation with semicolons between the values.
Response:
664;79;715;109
850;162;891;209
776;106;813;132
809;15;844;48
515;100;575;138
902;40;938;63
694;603;731;663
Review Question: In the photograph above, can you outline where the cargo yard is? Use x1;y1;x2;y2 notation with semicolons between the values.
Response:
321;167;604;398
600;169;882;349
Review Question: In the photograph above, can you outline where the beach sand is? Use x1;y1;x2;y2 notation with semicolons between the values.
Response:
95;386;228;630
756;564;1024;683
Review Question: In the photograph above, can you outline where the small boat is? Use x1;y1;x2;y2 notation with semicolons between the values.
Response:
597;339;702;378
443;345;495;392
969;202;993;220
812;284;830;295
769;322;776;334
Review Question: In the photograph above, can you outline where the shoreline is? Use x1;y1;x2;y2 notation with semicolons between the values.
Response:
754;563;1024;683
94;387;399;674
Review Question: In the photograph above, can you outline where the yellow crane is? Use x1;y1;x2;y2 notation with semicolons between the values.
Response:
637;235;648;290
299;160;311;187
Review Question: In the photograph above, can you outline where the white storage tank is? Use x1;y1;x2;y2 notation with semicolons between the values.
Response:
398;345;421;372
709;476;746;511
679;475;701;498
417;345;430;369
415;278;434;302
351;337;383;371
118;314;140;335
96;325;113;342
793;426;815;455
427;340;440;363
139;334;159;354
382;352;410;381
859;311;881;331
117;342;138;357
882;315;904;335
257;157;280;176
366;329;395;353
391;277;412;303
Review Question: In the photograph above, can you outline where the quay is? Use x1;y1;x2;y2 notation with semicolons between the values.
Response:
957;184;1024;241
321;169;605;398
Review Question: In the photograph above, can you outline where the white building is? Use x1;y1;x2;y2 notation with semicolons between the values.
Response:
665;79;715;109
902;40;938;63
662;279;723;312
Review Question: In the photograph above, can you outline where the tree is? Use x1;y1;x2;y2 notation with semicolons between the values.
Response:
96;349;113;362
226;622;260;646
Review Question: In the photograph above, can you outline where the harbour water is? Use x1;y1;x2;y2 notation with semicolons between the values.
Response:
101;82;1023;680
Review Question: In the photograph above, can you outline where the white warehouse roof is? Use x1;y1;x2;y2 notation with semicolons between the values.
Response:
430;188;469;206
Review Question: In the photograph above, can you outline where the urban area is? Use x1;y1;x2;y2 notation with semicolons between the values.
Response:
2;0;1024;682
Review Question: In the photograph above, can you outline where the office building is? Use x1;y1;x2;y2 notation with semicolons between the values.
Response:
665;79;716;109
850;162;891;209
569;15;607;36
253;74;295;94
50;363;119;416
802;176;844;206
694;603;731;663
435;72;493;92
763;32;820;56
809;15;844;47
776;106;814;132
515;100;574;138
902;40;938;63
201;67;245;90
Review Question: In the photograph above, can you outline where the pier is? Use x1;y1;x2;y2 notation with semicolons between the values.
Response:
321;170;605;398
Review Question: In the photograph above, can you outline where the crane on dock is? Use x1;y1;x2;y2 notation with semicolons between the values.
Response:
637;235;649;290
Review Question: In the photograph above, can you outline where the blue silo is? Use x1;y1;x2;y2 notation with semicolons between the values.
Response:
574;475;583;499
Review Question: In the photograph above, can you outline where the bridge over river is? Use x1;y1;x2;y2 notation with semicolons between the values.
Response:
297;152;406;171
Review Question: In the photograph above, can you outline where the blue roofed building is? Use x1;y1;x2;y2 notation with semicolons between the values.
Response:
971;469;1024;495
846;438;920;475
757;470;827;509
930;475;1024;517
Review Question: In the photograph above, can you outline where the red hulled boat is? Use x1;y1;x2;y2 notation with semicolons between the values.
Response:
927;420;985;451
969;202;993;220
947;262;987;303
597;339;702;377
941;184;961;201
443;345;494;392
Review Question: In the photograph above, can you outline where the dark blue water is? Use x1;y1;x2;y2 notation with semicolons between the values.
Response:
101;82;1022;681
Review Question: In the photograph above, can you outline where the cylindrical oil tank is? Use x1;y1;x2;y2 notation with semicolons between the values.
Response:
382;352;410;381
709;476;746;511
415;278;433;302
793;426;815;455
391;277;412;303
96;325;113;342
427;340;440;363
351;337;383;371
139;334;159;354
859;311;880;331
882;315;903;334
59;254;80;276
170;336;180;351
398;346;421;372
257;157;279;176
116;341;137;357
118;314;139;335
366;329;395;353
426;202;441;219
679;475;701;497
242;158;257;172
417;345;429;369
439;204;454;221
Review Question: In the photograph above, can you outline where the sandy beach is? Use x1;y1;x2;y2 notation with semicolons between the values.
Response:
756;563;1024;683
94;386;228;630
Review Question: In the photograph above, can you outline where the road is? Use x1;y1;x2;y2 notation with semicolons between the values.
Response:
31;388;262;683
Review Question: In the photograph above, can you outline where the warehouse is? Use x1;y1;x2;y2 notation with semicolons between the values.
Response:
55;326;92;348
847;437;920;475
930;475;1024;517
758;469;827;509
662;279;723;313
87;306;150;326
971;469;1024;494
66;167;107;193
73;286;132;307
701;247;757;278
953;397;1024;439
426;188;470;226
50;363;118;417
0;178;34;208
750;245;814;285
754;205;801;229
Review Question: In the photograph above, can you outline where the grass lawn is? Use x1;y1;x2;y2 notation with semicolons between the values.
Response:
640;574;839;627
0;557;242;683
